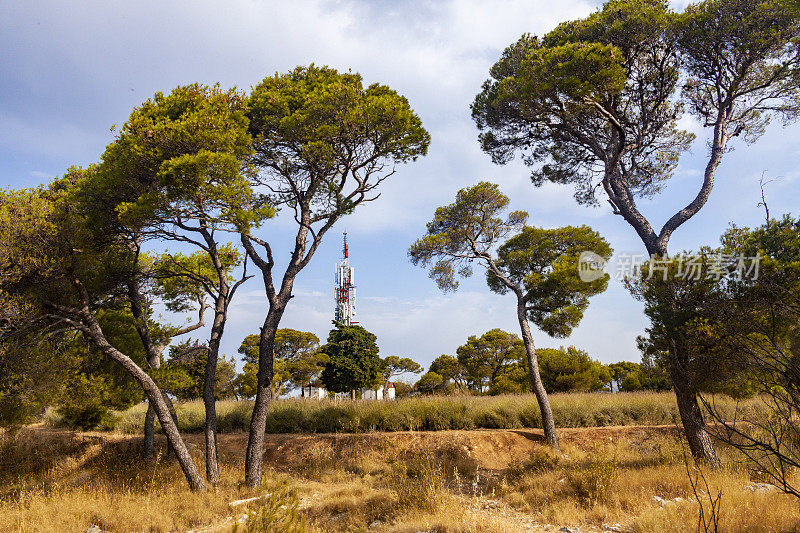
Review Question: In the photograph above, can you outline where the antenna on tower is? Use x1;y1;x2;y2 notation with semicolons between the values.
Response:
334;232;357;325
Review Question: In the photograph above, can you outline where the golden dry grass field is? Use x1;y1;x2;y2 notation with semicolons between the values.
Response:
1;422;798;533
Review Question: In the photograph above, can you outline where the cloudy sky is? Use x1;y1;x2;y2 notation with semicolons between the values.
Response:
2;0;799;376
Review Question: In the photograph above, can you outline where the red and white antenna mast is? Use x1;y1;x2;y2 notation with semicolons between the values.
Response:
334;232;356;325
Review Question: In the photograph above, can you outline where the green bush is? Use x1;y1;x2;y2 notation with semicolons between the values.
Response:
56;404;120;431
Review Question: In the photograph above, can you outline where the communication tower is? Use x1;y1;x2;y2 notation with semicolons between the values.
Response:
334;232;357;325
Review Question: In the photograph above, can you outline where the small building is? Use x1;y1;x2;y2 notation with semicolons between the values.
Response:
361;382;396;400
301;382;327;400
361;385;384;401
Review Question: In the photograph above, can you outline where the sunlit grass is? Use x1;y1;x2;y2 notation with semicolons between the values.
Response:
2;423;798;532
47;392;767;435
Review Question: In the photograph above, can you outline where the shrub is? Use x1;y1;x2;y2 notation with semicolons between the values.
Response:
567;458;617;506
388;451;445;512
231;481;307;533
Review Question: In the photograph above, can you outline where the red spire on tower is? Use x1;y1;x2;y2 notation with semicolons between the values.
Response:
343;232;349;258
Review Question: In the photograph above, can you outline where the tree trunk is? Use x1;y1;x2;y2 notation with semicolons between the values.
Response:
655;268;722;468
669;339;721;467
203;301;226;484
516;297;559;451
244;303;283;488
143;402;156;458
83;316;206;491
143;389;180;459
203;304;227;484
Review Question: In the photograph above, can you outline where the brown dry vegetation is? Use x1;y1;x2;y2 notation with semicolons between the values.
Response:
1;425;798;532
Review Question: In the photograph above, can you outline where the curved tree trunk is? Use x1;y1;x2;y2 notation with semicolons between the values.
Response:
244;304;283;488
669;338;721;467
516;297;559;451
83;315;206;491
655;258;722;467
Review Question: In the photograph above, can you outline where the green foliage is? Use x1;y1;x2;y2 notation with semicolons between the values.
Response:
409;182;527;292
0;178;148;429
152;246;240;314
163;344;237;401
0;171;137;329
429;355;465;391
320;323;383;393
415;372;444;395
248;65;429;218
473;0;692;205
627;253;761;398
677;0;800;142
99;83;271;235
410;181;610;339
537;347;611;393
0;339;66;431
620;372;643;392
455;329;527;393
490;225;613;337
636;335;672;391
392;381;414;398
608;361;641;390
54;307;152;430
382;355;423;382
237;329;326;397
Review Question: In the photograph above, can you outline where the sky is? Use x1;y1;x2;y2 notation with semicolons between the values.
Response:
2;0;799;378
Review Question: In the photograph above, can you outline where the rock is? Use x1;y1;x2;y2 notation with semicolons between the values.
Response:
652;495;687;507
603;524;625;532
84;527;101;533
229;494;271;507
559;527;581;533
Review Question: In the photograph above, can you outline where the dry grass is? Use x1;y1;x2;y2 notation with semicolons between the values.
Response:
494;434;800;532
0;428;274;533
48;392;769;435
3;424;799;532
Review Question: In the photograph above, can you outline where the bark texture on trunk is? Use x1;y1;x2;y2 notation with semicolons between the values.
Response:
143;403;156;458
669;339;721;467
204;318;222;483
516;298;559;451
82;314;206;491
143;393;180;459
244;304;282;488
203;298;228;484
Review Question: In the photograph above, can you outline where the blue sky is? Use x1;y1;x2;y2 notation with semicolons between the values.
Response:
2;0;799;376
